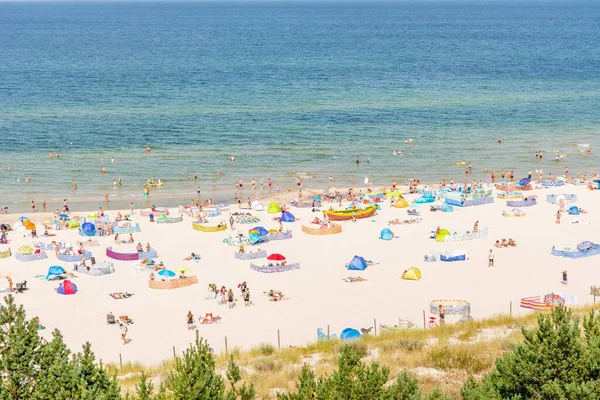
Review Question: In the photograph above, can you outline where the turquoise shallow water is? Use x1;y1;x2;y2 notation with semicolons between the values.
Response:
0;1;599;211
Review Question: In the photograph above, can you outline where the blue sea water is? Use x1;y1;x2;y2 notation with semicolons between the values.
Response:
0;1;599;211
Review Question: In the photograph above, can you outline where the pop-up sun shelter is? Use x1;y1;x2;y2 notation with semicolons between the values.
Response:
435;229;451;242
568;206;580;215
280;211;295;222
380;228;393;240
402;267;422;280
251;200;264;211
347;256;367;271
395;197;409;208
46;266;66;280
267;202;281;213
81;222;96;236
340;328;361;341
57;280;78;295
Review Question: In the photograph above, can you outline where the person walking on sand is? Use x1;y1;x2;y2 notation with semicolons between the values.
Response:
562;270;568;285
473;220;479;233
488;249;494;267
7;277;13;292
120;323;128;344
187;311;194;330
227;289;235;309
556;210;562;224
42;200;46;212
229;214;234;230
105;193;109;203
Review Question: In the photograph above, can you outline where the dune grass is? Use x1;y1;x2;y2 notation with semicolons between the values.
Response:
115;306;598;398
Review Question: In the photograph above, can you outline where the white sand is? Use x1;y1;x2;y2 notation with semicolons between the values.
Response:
1;184;599;365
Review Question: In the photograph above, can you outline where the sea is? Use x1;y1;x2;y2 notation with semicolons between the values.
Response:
1;1;599;212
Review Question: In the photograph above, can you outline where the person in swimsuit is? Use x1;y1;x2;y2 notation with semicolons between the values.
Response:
227;289;235;309
438;305;445;325
187;311;194;330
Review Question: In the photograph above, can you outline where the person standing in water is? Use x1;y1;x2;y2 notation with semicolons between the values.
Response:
355;156;360;164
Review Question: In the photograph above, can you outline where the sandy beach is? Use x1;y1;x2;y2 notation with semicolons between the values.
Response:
1;181;599;365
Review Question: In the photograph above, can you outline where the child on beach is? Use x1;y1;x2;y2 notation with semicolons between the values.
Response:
562;271;568;285
120;323;128;345
488;249;495;267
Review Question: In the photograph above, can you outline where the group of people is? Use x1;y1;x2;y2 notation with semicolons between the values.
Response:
494;238;517;248
206;281;252;309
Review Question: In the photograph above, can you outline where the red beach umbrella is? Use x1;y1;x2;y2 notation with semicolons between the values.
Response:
267;253;286;261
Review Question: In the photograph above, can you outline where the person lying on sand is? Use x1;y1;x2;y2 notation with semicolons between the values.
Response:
312;217;324;225
183;252;200;261
267;290;284;301
501;239;508;247
508;238;517;247
495;240;501;248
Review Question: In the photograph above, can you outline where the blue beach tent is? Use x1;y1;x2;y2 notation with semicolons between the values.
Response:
347;256;367;271
280;211;295;222
380;228;393;240
46;266;66;280
340;328;361;341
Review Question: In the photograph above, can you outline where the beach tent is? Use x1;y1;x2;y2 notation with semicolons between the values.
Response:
46;266;66;280
23;220;36;230
441;203;454;212
517;178;531;187
402;267;422;281
395;197;409;208
280;211;295;222
340;328;361;341
568;206;580;215
386;191;402;199
57;280;78;295
347;256;367;271
251;200;264;211
267;202;281;213
435;229;451;242
577;241;594;251
380;228;393;241
81;222;96;236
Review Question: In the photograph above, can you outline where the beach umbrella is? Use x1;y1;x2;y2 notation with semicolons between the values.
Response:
157;270;176;278
17;216;29;221
544;293;565;307
175;267;190;273
140;259;155;265
58;213;69;219
267;253;286;261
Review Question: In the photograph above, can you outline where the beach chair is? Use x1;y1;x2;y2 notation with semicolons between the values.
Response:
106;313;117;325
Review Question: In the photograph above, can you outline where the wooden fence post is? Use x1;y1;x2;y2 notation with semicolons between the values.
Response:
423;310;426;330
277;329;281;351
172;346;176;359
373;318;377;335
119;353;123;370
327;324;330;339
225;336;228;354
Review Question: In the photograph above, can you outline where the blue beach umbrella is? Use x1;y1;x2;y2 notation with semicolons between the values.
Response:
18;216;29;221
157;270;176;278
58;213;69;219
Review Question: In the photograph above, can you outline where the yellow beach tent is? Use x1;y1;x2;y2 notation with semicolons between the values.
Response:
395;197;409;208
402;267;422;281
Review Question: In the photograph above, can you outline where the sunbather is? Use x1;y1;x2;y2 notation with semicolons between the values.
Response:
183;252;199;261
267;290;284;301
501;239;508;247
508;238;517;247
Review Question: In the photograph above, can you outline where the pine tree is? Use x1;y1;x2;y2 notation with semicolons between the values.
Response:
225;355;255;400
73;342;121;399
0;295;43;400
461;307;600;399
280;345;422;400
165;335;226;400
135;371;154;400
33;329;80;400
